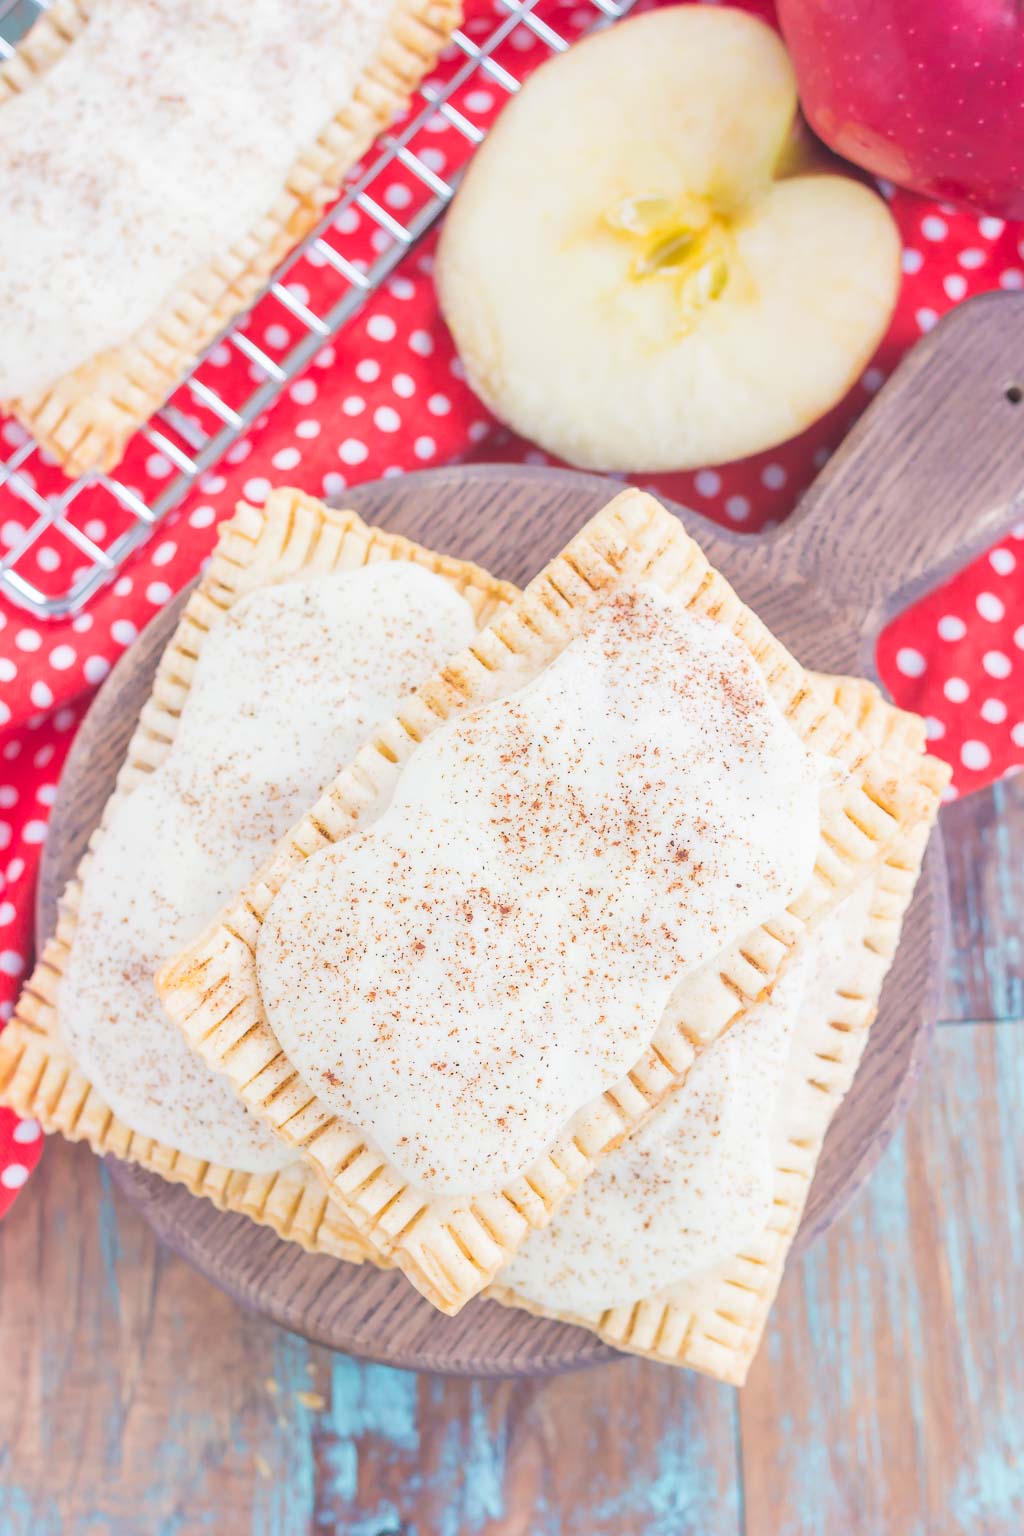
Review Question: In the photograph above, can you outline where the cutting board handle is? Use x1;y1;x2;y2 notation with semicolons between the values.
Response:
772;292;1024;637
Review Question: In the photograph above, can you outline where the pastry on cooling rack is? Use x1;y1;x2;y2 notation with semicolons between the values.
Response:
0;487;513;1258
157;487;948;1319
436;5;900;472
0;0;460;477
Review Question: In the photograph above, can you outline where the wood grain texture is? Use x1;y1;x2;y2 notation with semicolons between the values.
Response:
942;774;1024;1024
1;1021;1020;1534
0;1139;742;1536
734;292;1024;678
739;1020;1024;1536
37;442;958;1370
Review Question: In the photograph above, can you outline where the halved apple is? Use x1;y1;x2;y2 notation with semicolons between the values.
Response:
436;6;901;471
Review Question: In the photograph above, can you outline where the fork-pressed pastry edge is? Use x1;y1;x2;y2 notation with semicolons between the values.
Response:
0;0;463;475
486;674;933;1382
0;485;514;1258
157;487;950;1315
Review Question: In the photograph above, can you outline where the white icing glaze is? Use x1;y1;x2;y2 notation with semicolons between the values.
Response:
62;563;477;1170
0;0;392;398
499;958;809;1315
500;875;880;1317
257;584;822;1195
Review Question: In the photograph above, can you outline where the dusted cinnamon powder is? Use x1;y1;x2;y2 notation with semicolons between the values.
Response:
258;583;823;1195
497;878;878;1316
64;563;476;1169
0;0;393;398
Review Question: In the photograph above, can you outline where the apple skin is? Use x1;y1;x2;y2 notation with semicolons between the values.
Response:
776;0;1024;219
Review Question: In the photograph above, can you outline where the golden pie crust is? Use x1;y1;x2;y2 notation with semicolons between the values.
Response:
0;486;514;1258
157;488;949;1314
0;0;93;101
0;0;462;475
488;676;934;1382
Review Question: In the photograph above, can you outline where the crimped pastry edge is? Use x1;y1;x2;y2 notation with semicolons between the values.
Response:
158;489;949;1315
488;676;933;1381
0;0;462;474
0;485;514;1256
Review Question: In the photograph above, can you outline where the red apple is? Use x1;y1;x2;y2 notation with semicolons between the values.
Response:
776;0;1024;219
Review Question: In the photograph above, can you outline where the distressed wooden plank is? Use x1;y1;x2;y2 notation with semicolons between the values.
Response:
0;1137;740;1535
15;1025;1022;1535
305;1360;740;1536
0;1139;325;1536
941;777;1024;1024
740;1020;1024;1536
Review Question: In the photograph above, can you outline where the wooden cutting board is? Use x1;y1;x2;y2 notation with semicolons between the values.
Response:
38;293;1024;1375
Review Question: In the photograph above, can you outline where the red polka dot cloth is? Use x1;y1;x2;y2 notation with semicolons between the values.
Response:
0;0;1021;1215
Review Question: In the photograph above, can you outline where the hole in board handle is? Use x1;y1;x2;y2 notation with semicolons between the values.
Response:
1005;384;1023;404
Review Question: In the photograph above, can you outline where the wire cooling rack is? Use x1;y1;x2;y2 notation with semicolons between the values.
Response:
0;0;636;619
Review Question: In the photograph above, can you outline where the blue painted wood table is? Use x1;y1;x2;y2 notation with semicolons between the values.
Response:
0;778;1020;1535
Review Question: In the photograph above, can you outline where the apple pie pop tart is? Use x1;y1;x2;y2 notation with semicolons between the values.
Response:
0;0;461;474
255;583;824;1195
159;489;947;1313
0;488;515;1256
489;681;936;1383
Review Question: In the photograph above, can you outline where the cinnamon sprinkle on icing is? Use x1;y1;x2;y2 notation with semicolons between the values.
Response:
63;563;476;1169
257;583;824;1195
498;878;878;1316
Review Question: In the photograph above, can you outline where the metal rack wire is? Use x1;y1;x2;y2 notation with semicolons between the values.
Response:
0;0;636;619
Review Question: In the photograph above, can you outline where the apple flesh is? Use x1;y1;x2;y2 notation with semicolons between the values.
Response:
437;6;901;473
777;0;1024;220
